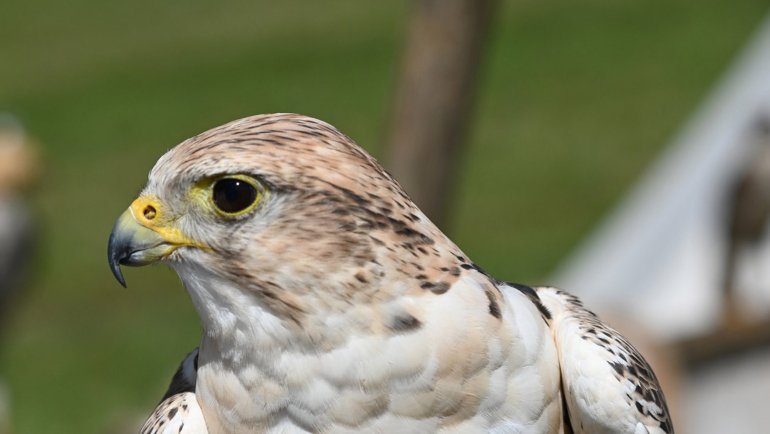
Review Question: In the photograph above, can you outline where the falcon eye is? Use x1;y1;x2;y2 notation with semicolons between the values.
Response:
212;177;260;215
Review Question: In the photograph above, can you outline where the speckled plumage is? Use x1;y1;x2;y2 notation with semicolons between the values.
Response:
536;288;673;434
141;391;207;434
141;350;206;434
116;114;673;434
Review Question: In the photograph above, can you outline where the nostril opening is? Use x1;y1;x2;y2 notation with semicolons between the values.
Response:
143;205;157;220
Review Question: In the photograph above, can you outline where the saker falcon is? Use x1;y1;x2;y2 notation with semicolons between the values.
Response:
107;114;673;434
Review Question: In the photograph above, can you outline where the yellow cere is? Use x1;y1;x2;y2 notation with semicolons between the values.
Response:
128;195;208;250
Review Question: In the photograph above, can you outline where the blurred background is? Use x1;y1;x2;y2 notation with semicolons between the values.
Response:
2;0;770;433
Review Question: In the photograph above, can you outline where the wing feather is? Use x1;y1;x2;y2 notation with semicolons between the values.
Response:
140;349;208;434
140;392;207;434
536;287;674;434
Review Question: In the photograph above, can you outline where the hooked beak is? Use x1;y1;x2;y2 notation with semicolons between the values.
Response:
107;196;201;287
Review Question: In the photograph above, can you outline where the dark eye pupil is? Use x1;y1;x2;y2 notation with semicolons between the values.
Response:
213;178;258;213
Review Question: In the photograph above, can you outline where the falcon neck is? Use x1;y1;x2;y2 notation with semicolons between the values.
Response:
174;262;386;355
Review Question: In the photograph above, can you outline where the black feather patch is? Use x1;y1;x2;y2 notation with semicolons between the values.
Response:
161;349;199;402
506;282;552;321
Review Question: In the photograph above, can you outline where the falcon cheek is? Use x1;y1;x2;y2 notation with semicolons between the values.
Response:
107;196;206;287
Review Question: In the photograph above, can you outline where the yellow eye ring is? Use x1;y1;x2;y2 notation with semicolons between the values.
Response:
208;175;264;217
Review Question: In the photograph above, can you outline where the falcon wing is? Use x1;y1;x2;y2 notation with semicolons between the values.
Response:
140;349;208;434
534;286;674;434
141;392;207;434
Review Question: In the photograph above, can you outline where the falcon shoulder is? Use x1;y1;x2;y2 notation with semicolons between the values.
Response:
533;286;674;434
140;349;208;434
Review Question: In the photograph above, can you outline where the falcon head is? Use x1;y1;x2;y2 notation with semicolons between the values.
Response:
108;114;467;331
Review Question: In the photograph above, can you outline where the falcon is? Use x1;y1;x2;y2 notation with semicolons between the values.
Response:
107;114;673;434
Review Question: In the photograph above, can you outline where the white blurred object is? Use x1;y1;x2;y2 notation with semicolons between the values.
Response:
551;12;770;434
686;349;770;434
553;13;770;341
0;196;31;305
0;113;35;311
0;380;9;434
0;113;37;434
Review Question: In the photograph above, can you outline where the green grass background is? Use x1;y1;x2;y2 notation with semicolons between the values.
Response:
1;1;768;432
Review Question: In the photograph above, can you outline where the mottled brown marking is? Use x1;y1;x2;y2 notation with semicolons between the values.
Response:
150;114;496;330
484;288;501;319
388;312;422;333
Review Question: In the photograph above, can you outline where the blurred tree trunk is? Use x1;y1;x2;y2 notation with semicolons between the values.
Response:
385;0;497;229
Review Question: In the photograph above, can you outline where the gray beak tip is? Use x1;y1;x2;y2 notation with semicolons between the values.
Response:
111;262;127;288
107;226;128;288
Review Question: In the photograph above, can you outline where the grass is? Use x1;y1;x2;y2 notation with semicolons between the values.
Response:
0;0;767;432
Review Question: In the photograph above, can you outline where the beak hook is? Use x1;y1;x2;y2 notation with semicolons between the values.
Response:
107;228;128;288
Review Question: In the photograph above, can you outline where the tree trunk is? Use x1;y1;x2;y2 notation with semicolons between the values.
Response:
384;0;497;229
